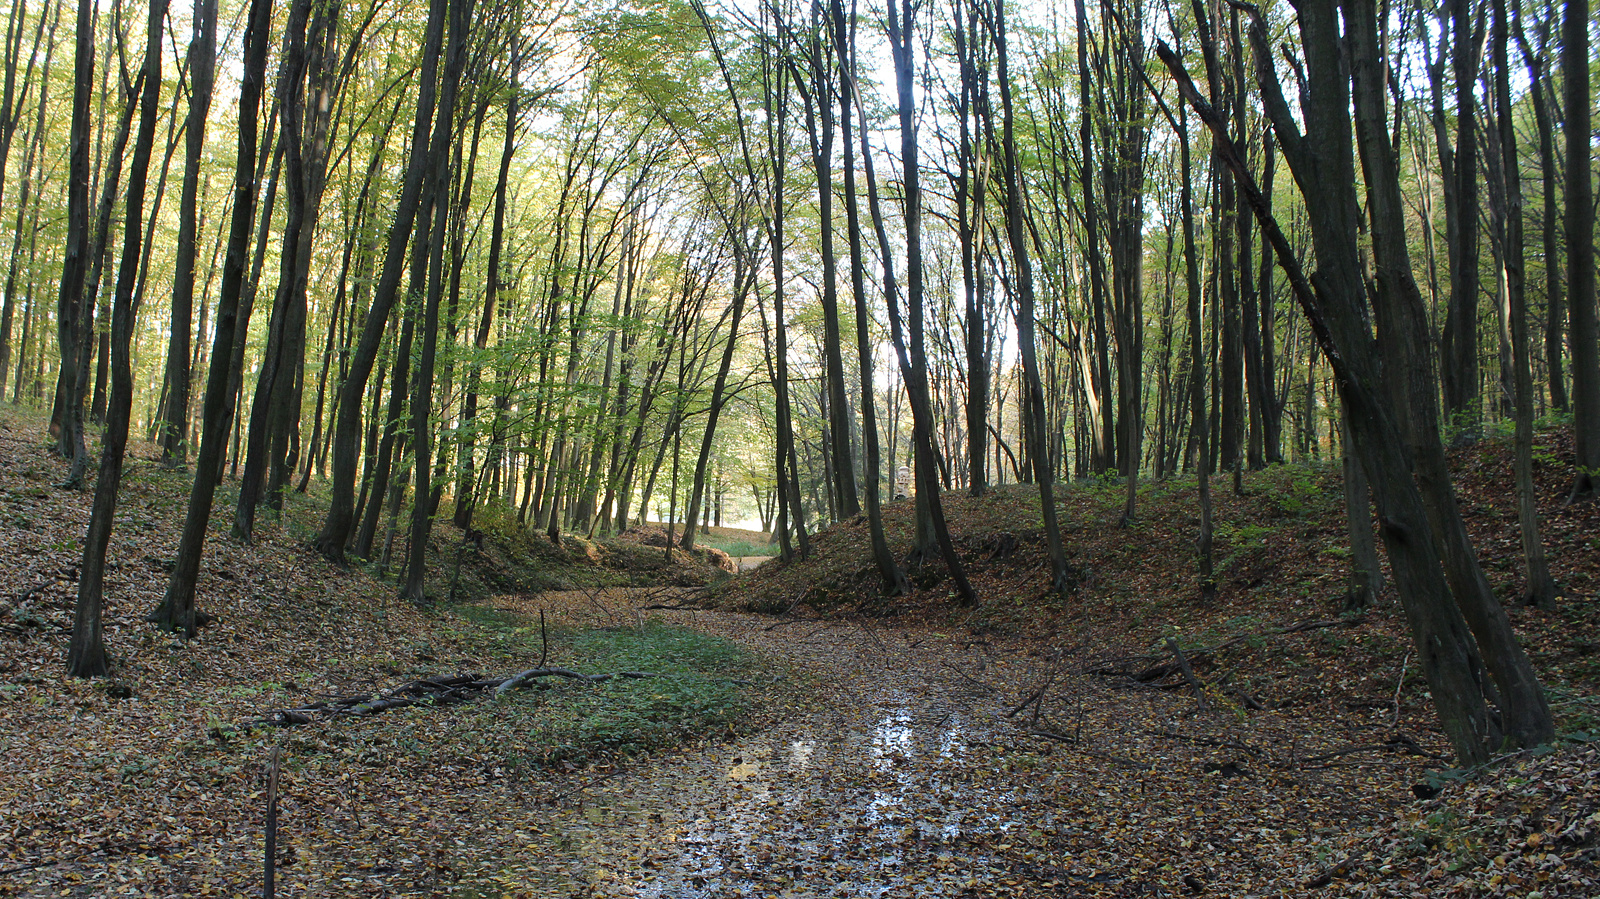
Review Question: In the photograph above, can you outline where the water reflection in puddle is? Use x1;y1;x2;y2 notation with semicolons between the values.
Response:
514;689;1031;898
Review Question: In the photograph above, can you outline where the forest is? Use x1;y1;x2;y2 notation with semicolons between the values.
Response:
1;0;1598;892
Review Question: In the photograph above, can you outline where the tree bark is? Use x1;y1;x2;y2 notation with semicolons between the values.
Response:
312;0;447;560
863;0;974;605
1491;0;1556;606
1159;8;1507;763
1565;0;1600;502
150;0;275;637
995;0;1071;594
834;0;908;595
1440;2;1485;442
1345;0;1553;749
792;14;859;521
402;0;475;605
69;0;168;676
157;0;215;467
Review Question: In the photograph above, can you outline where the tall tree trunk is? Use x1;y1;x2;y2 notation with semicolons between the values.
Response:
861;0;974;604
312;0;447;560
1514;19;1567;415
53;0;112;487
995;0;1071;594
233;0;333;541
151;0;274;637
401;0;474;605
1075;0;1114;475
1346;0;1553;749
1440;2;1485;441
1566;0;1600;502
1;8;59;405
1491;0;1556;606
69;0;168;676
1160;5;1506;763
761;11;807;560
832;0;907;595
1171;98;1215;601
680;235;753;554
952;0;990;498
158;0;215;467
455;45;520;532
793;17;858;521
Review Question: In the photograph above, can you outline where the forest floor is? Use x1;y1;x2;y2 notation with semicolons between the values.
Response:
0;408;1597;897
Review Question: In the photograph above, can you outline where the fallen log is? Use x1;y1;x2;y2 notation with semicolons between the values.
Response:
1086;616;1368;679
253;666;658;728
1295;733;1448;766
495;667;655;695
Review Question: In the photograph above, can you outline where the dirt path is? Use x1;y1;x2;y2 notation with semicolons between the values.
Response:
733;555;773;572
470;590;1427;898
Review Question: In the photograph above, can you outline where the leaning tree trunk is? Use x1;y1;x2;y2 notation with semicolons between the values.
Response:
680;235;753;554
1345;0;1553;749
149;0;274;637
1159;6;1507;764
68;0;167;676
312;0;447;561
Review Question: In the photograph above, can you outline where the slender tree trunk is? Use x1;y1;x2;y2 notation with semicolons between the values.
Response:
1171;99;1215;601
312;0;447;560
151;0;274;637
0;4;57;403
53;0;111;486
1490;0;1556;606
995;0;1071;594
834;0;907;595
1566;0;1600;502
69;0;168;676
234;0;332;541
793;20;859;520
158;0;214;466
854;0;974;604
1514;20;1566;415
403;0;474;604
953;1;989;498
1441;3;1485;441
680;238;752;554
455;47;520;531
1339;403;1384;609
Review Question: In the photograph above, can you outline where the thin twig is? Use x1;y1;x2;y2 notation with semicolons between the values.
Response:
1389;651;1410;730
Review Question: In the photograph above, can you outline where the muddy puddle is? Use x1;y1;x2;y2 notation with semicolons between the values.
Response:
474;615;1052;897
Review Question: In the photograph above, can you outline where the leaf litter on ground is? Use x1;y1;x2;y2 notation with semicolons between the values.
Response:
0;409;1597;896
